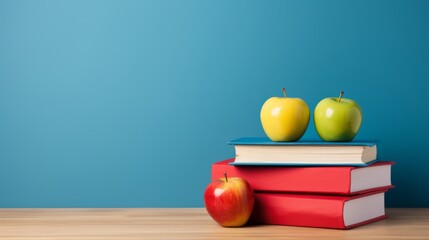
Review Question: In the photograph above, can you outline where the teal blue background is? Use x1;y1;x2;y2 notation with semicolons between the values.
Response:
1;0;428;207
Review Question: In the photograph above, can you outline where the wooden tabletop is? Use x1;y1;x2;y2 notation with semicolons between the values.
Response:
0;208;427;239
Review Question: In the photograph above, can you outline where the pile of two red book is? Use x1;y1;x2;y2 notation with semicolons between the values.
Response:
211;138;394;229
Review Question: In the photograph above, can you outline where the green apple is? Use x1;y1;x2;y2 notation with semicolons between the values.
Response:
260;88;310;142
314;91;362;142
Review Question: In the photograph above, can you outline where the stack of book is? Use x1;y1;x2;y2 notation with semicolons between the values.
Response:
211;137;394;229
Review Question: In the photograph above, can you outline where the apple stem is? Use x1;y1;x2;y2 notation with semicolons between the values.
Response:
224;172;228;182
338;91;344;102
282;87;287;98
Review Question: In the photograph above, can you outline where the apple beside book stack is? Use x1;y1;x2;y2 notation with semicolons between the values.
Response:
204;173;254;227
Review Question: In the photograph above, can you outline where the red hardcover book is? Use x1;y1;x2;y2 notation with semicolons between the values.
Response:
212;159;393;195
251;190;388;229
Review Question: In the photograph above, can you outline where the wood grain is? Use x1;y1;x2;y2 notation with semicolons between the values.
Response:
0;208;427;240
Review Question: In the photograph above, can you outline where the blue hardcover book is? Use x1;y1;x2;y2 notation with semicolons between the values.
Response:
228;137;378;166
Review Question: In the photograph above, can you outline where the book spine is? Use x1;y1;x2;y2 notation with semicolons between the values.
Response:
212;160;352;194
251;193;346;229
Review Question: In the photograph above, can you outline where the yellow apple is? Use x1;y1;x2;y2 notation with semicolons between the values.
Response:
260;88;310;142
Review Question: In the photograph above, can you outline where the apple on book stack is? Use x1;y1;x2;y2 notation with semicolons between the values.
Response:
204;89;394;229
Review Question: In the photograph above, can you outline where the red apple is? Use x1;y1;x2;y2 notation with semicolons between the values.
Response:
204;173;254;227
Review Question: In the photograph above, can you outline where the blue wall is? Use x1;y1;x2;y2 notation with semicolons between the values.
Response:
0;0;428;207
